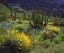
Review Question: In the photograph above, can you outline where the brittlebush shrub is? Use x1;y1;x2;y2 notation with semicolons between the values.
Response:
1;30;31;53
47;26;60;34
15;24;28;31
16;32;31;50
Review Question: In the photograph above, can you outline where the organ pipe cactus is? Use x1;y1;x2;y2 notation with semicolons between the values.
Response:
41;8;45;26
31;5;48;28
44;16;48;26
31;5;41;28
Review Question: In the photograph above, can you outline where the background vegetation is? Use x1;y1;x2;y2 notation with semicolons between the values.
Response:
0;3;64;53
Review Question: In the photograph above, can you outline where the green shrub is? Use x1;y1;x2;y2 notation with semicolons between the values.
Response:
47;26;60;34
40;30;53;41
0;4;10;22
54;36;61;44
17;20;23;24
0;31;31;53
33;35;43;46
30;46;44;53
59;33;64;41
54;45;64;53
43;40;51;48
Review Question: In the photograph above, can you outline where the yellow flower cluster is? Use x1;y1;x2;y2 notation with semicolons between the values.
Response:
0;36;4;42
8;30;19;35
16;24;23;28
24;20;30;24
16;32;31;49
15;19;19;22
8;30;31;50
7;19;20;23
7;19;13;22
30;21;34;26
0;30;31;50
47;26;60;34
48;22;54;25
15;24;27;30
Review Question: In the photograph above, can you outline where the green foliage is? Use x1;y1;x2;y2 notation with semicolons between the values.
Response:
54;45;64;53
0;3;64;53
0;3;10;22
54;18;64;26
30;47;44;53
54;36;62;44
40;30;53;41
58;33;64;41
43;40;51;48
47;26;60;34
32;35;43;47
17;20;23;24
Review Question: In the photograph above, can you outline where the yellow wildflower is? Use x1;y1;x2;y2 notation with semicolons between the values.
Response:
48;22;54;25
10;38;13;42
24;20;30;24
47;26;60;34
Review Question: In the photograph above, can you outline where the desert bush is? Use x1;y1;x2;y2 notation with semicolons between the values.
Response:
40;30;53;41
48;22;54;25
62;35;64;41
30;35;42;49
43;40;51;48
47;26;60;34
15;24;27;31
30;47;44;53
24;20;30;24
17;20;23;24
54;45;64;53
53;36;62;44
0;30;31;53
0;4;10;22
